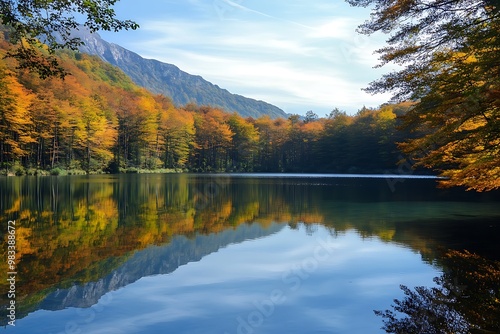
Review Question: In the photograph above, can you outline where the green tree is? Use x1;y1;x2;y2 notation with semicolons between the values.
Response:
227;113;259;171
348;0;500;191
316;111;353;172
304;110;318;123
0;0;138;78
291;120;324;172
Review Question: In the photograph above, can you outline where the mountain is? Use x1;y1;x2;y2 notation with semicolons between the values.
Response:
71;29;287;119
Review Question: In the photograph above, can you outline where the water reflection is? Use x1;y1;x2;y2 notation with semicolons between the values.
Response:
39;223;285;310
376;250;500;334
5;226;439;334
0;174;499;331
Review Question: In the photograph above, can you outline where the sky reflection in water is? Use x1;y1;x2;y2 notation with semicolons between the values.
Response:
14;224;438;334
3;174;498;333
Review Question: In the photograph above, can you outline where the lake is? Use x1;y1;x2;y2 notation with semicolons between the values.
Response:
1;174;500;333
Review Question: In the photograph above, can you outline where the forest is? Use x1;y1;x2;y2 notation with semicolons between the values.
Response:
0;31;418;176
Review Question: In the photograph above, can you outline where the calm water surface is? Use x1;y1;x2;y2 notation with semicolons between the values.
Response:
1;174;499;333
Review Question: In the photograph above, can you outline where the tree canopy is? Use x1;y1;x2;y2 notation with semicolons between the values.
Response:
0;0;138;78
348;0;500;191
0;32;418;176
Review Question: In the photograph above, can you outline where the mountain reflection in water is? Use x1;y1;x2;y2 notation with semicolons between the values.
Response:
0;174;499;333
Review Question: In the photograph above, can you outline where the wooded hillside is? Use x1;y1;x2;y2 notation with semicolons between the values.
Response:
0;30;416;176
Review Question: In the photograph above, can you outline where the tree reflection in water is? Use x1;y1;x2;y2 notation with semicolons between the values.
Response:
375;250;500;334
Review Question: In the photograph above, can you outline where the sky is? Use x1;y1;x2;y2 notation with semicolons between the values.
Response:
98;0;394;116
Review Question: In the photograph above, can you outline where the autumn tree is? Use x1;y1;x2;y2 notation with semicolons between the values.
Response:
253;116;290;172
115;90;159;169
1;28;416;175
316;110;353;172
0;0;138;78
281;114;324;172
135;94;161;169
297;120;325;171
191;107;233;171
28;90;60;168
155;96;195;169
348;0;500;190
283;115;303;171
0;64;34;168
77;96;116;172
347;108;390;172
227;113;259;171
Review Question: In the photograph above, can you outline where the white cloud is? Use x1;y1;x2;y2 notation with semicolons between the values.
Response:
103;0;393;115
308;17;359;39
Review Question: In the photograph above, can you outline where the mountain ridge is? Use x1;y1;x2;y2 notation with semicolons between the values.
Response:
72;28;288;119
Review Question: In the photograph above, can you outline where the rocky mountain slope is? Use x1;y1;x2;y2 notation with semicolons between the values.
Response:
72;29;287;118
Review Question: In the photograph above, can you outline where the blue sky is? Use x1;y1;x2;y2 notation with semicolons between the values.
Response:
98;0;393;116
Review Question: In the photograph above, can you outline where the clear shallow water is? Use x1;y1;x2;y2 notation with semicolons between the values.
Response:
1;174;499;333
